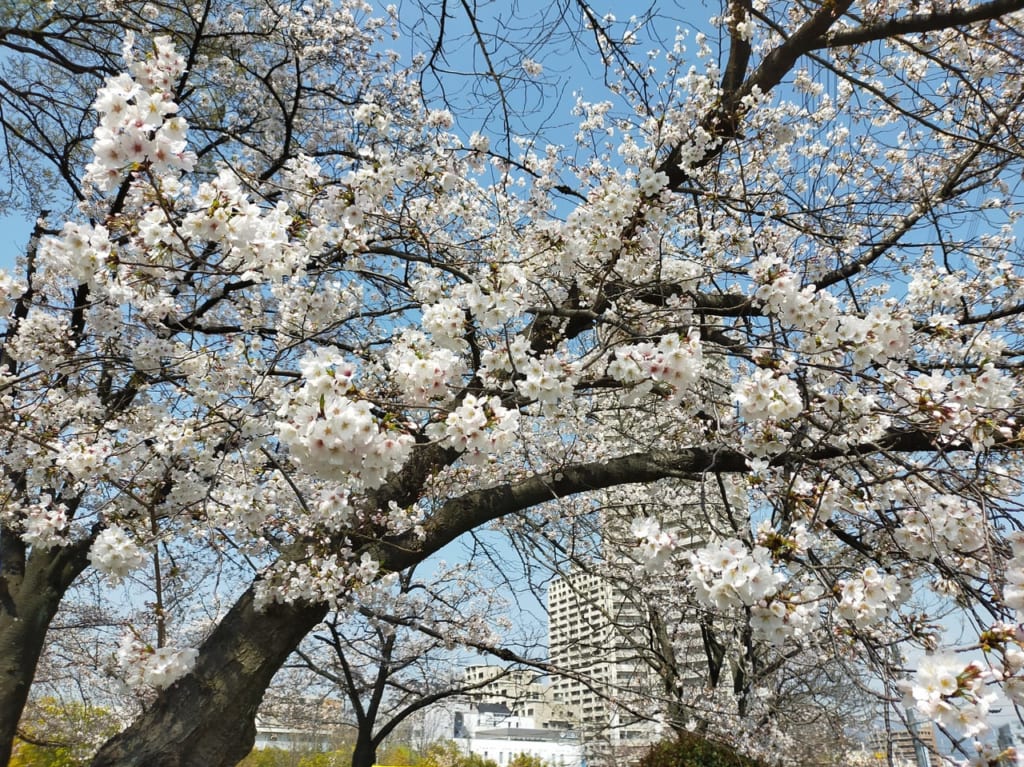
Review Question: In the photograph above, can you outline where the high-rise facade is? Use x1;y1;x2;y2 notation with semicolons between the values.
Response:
546;518;709;762
547;571;643;736
547;569;696;751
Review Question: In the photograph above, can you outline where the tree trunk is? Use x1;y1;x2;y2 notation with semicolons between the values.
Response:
0;541;91;765
0;611;50;764
90;586;327;767
649;610;688;737
350;732;377;767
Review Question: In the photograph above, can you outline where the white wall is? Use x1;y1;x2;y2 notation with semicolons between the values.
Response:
455;734;583;767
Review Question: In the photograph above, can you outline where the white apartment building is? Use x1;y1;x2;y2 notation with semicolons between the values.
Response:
546;554;708;764
547;570;660;744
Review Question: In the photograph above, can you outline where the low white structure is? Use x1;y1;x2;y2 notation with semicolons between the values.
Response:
456;726;583;767
451;703;584;767
252;714;332;752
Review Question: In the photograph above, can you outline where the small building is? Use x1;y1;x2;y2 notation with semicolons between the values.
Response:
456;725;584;767
446;700;584;767
252;714;333;752
867;721;943;767
251;698;346;753
463;665;572;727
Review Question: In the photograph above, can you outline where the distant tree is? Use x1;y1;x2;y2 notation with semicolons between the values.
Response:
282;562;522;767
9;697;121;767
507;754;547;767
417;741;498;767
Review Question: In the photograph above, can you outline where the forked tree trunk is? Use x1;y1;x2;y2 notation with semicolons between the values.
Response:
90;587;327;767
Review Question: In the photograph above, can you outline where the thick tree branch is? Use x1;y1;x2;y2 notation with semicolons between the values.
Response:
824;0;1024;49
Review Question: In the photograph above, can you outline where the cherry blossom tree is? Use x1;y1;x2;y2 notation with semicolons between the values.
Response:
0;1;424;759
3;1;1024;766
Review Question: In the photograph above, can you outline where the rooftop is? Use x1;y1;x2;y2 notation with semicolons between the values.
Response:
470;728;580;742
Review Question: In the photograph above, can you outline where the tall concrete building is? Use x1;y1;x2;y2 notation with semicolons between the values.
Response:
545;509;710;762
547;570;654;742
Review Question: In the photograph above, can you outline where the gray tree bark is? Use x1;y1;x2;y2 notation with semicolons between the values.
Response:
0;537;92;766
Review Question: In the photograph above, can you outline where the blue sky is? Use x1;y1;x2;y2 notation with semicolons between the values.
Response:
0;213;34;268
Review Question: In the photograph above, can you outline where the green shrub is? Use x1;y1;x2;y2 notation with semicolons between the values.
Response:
638;732;772;767
297;749;354;767
507;754;547;767
236;747;353;767
236;747;303;767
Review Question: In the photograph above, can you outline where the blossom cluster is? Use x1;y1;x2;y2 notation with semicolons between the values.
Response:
751;254;839;329
386;331;465;405
1005;533;1024;612
733;368;803;423
894;494;985;561
5;304;72;371
749;255;912;369
689;534;821;645
630;516;679;570
180;170;303;280
116;635;199;690
258;550;397;609
276;352;414;488
747;592;820;647
690;538;786;609
42;222;114;289
84;36;195;191
607;331;704;403
515;353;577;409
890;365;1017;451
837;566;905;629
421;299;467;351
55;436;114;480
89;526;149;584
425;394;519;464
461;266;526;329
904;654;994;737
21;495;71;549
0;269;24;317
